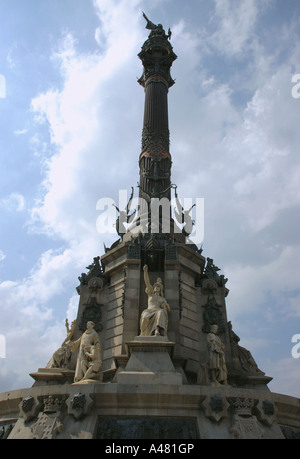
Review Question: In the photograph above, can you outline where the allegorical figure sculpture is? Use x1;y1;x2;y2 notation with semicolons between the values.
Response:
228;321;265;376
207;324;228;387
70;321;102;382
139;265;170;337
80;342;102;381
47;318;76;369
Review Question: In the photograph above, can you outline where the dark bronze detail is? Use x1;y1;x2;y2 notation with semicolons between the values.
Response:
128;243;141;260
202;295;225;334
78;256;108;287
138;14;176;203
113;187;136;237
138;14;177;89
79;297;103;333
96;416;198;439
174;187;195;237
141;125;170;159
210;396;224;413
203;258;228;287
165;239;178;260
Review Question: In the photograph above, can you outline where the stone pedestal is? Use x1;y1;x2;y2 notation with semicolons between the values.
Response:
3;382;296;439
116;336;183;385
30;368;75;385
72;379;103;386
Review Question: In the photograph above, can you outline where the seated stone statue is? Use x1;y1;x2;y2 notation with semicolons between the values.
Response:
228;321;265;375
46;318;76;369
139;265;170;337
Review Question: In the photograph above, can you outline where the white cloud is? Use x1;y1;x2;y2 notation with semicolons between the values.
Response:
29;0;145;245
288;296;300;319
14;128;28;136
226;67;300;233
226;245;300;319
66;292;81;322
0;250;6;262
0;193;26;212
209;0;260;57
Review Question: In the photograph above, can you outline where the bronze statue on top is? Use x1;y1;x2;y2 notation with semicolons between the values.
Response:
142;12;172;40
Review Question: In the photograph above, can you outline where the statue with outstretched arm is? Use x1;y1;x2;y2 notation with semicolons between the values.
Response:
139;265;170;337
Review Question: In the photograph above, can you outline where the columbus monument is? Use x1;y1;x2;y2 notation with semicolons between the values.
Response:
0;14;299;440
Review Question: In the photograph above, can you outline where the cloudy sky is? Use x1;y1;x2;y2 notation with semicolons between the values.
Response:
0;0;300;397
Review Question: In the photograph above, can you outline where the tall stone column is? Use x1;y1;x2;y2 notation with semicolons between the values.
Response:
137;17;177;226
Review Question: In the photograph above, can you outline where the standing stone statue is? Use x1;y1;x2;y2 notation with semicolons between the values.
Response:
207;324;228;387
139;265;170;337
46;318;76;369
70;321;101;382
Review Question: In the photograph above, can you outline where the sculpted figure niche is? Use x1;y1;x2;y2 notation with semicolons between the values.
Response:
139;265;170;337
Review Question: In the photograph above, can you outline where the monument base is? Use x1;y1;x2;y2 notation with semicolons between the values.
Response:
116;336;183;385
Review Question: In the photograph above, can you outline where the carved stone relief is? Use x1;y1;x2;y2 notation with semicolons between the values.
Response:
255;399;277;426
202;396;230;423
229;397;264;439
0;422;16;439
31;413;64;439
66;392;94;420
19;396;41;422
29;395;66;439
